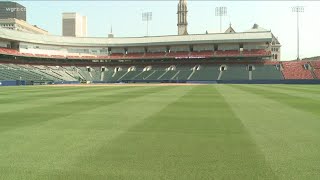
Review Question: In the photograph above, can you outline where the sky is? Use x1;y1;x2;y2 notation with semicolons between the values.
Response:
10;1;320;60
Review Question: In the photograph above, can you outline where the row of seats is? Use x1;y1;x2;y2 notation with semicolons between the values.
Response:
281;61;313;79
5;60;320;81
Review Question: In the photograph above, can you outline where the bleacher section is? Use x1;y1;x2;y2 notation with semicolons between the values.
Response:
1;60;320;83
252;65;283;80
281;61;313;79
188;65;220;81
220;65;249;80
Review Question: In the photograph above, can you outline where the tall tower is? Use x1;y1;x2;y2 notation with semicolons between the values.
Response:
177;0;188;35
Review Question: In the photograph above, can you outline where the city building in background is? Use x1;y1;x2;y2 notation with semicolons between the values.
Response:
0;1;26;21
62;12;87;37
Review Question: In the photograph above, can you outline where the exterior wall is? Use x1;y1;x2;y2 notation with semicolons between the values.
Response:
170;45;189;52
127;47;145;53
0;2;26;21
271;36;281;61
16;40;275;57
19;42;109;56
218;44;239;50
193;44;214;51
0;40;10;48
147;46;166;53
243;42;268;50
110;47;124;54
271;45;281;61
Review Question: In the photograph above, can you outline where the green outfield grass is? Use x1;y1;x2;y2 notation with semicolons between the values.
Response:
0;84;320;179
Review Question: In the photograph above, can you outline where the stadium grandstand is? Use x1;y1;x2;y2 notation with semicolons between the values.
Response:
0;0;319;85
0;22;303;84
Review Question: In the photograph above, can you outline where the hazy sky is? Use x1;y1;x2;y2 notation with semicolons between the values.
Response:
13;1;320;60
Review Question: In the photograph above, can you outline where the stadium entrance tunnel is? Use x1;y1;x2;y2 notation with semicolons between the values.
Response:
220;65;227;71
247;65;255;71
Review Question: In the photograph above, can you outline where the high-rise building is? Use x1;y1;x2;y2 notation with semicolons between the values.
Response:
62;13;87;37
0;1;26;21
177;0;188;35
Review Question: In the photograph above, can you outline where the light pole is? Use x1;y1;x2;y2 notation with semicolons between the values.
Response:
215;7;227;33
292;6;304;60
142;12;152;36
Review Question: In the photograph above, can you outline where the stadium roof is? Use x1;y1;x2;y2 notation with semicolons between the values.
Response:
0;27;272;47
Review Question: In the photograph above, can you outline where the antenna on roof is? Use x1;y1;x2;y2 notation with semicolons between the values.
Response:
108;25;114;38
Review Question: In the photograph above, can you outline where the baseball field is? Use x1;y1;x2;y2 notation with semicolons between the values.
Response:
0;84;320;179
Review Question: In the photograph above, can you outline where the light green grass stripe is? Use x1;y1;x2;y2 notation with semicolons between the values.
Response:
250;84;320;94
217;84;320;180
240;84;320;100
0;86;193;180
232;84;320;117
63;85;277;180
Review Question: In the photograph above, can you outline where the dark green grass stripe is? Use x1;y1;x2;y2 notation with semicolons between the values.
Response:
230;84;320;117
68;85;277;179
0;86;172;133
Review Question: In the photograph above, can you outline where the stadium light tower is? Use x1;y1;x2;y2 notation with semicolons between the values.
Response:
215;7;227;33
142;12;152;36
292;6;304;60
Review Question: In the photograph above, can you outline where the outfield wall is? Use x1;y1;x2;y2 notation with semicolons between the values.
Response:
0;80;26;86
97;80;320;84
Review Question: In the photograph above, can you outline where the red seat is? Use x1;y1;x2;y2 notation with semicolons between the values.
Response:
124;53;144;59
144;52;166;59
81;56;96;59
96;55;110;59
0;47;20;55
189;51;213;58
282;61;313;79
50;55;65;59
242;49;270;56
166;52;189;58
108;53;124;59
215;50;239;57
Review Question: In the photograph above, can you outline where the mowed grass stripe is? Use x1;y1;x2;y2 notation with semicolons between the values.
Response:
251;84;320;94
0;86;129;104
248;84;320;100
64;85;277;180
0;86;164;132
217;84;320;179
0;85;192;180
232;84;320;117
271;84;320;92
0;86;99;96
0;86;134;113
